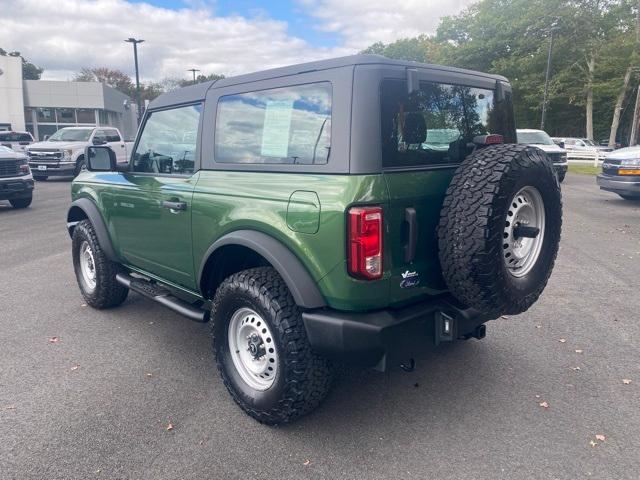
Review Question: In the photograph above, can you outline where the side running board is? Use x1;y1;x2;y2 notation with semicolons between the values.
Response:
115;273;208;322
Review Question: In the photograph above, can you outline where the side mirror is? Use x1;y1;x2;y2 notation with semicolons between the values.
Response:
559;141;565;149
92;138;107;146
85;146;116;172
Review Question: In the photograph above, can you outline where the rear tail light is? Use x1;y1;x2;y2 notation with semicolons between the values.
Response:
348;206;383;280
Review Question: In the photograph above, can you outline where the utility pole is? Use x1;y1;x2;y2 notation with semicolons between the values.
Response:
187;68;201;85
125;37;144;125
541;25;560;130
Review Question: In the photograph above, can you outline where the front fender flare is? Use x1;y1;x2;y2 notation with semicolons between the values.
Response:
199;230;327;309
67;198;118;262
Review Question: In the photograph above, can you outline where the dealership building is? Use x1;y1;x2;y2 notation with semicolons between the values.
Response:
0;56;138;140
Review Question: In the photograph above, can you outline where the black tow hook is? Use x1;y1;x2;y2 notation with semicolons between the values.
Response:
513;225;540;239
400;358;415;372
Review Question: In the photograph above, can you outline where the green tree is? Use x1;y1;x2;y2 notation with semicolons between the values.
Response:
0;48;43;80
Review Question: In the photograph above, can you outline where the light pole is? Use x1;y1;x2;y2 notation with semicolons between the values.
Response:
125;37;144;125
540;25;560;130
187;68;201;85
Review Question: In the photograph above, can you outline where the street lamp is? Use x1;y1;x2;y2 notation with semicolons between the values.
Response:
125;37;144;125
187;68;201;85
540;25;560;130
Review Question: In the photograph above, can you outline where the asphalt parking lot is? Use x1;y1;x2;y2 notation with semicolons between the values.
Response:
1;173;639;480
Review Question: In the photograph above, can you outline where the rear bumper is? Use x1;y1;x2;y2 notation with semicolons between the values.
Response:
596;174;640;197
28;161;75;176
302;295;490;371
0;177;34;200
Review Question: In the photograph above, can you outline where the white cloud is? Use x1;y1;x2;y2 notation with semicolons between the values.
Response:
300;0;474;51
0;0;474;82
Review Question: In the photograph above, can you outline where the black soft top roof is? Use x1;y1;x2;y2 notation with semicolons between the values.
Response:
148;54;508;110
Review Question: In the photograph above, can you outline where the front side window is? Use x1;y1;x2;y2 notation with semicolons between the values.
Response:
381;79;515;168
105;129;121;142
215;82;331;165
132;104;201;175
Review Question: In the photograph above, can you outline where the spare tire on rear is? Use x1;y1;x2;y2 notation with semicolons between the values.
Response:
438;144;562;317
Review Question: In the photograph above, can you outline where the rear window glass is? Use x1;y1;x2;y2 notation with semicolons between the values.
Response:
215;82;331;165
0;132;32;142
381;79;515;168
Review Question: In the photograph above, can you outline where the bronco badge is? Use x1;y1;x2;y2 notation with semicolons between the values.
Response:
400;270;420;289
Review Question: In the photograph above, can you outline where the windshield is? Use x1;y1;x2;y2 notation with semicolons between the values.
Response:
48;128;93;142
517;130;554;145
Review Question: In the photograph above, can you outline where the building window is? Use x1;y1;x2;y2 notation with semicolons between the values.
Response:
36;108;55;123
77;108;96;124
38;125;59;141
56;108;76;124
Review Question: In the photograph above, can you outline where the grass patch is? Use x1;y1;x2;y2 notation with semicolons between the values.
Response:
568;164;601;175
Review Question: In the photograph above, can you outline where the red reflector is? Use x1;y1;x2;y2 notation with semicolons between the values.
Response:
348;206;383;280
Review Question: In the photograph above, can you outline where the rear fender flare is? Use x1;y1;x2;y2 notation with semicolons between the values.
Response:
67;198;118;262
199;230;326;309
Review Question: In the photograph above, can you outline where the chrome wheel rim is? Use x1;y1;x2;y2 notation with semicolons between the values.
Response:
227;308;278;391
79;241;97;291
503;186;545;278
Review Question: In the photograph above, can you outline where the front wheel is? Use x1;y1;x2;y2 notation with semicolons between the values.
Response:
72;220;128;308
211;267;332;425
618;194;640;201
9;195;32;209
74;156;86;177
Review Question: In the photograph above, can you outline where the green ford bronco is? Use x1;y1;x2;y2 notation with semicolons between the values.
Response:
67;55;562;424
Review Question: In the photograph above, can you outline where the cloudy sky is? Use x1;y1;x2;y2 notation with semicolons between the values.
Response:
0;0;473;82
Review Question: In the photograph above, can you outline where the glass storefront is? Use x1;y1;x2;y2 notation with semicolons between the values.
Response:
24;107;117;140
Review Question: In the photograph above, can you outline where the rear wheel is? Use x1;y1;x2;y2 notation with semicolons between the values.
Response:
438;144;562;317
72;220;128;308
211;267;332;425
9;195;32;209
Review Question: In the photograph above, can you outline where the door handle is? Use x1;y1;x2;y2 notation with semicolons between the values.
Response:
404;207;417;263
162;200;187;212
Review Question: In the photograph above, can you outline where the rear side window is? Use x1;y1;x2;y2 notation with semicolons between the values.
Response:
132;104;202;175
215;82;331;165
381;79;514;169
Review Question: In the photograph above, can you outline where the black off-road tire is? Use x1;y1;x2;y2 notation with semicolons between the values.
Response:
438;144;562;317
72;219;128;309
9;195;32;208
211;267;332;425
33;175;47;181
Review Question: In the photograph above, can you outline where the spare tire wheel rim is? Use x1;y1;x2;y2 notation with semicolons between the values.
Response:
503;186;545;278
228;307;278;391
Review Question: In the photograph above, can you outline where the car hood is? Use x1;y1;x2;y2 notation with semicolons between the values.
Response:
605;146;640;161
27;141;87;150
0;149;26;160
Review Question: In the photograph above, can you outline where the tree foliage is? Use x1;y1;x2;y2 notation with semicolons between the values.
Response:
362;0;639;143
73;67;225;102
0;48;44;80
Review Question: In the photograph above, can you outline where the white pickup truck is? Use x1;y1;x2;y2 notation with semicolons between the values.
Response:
26;126;133;180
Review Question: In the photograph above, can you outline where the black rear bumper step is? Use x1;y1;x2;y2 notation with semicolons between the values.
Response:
115;273;208;322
